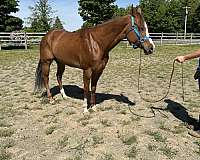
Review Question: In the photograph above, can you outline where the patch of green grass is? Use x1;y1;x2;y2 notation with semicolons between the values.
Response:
0;139;15;149
125;146;137;158
118;109;127;115
92;135;104;146
100;119;112;127
0;121;12;128
159;122;170;132
145;130;166;143
0;129;14;137
195;148;200;156
77;115;91;127
45;126;57;135
77;115;91;122
147;144;158;151
99;105;113;111
0;149;11;160
159;146;177;158
0;106;17;117
121;119;131;126
194;140;200;147
64;108;76;115
98;153;114;160
194;141;200;155
57;135;69;149
129;116;141;122
121;135;137;145
172;123;186;134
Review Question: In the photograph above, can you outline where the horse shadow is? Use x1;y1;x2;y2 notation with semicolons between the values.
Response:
50;85;135;106
164;99;199;131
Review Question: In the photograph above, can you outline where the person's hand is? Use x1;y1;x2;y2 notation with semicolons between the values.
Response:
175;56;185;63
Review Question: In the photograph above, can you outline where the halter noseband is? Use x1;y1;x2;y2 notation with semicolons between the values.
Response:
126;16;150;49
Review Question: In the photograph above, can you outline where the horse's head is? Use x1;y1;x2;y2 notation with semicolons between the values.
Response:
126;7;155;55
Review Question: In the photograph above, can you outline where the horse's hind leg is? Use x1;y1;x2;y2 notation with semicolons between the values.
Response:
41;59;54;103
56;62;67;99
83;69;92;113
91;57;108;111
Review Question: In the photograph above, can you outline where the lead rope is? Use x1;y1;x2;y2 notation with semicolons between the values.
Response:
138;49;177;103
128;49;185;118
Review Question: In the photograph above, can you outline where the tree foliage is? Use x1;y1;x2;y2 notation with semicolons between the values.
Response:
52;16;64;29
139;0;200;33
0;0;23;32
113;5;131;17
78;0;116;27
28;0;54;32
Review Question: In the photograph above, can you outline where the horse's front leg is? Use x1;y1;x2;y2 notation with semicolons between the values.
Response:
83;69;92;113
91;58;108;111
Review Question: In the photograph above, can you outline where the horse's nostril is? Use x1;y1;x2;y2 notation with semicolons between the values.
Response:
150;46;153;53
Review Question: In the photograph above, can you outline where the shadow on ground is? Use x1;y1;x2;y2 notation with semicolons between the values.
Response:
164;99;199;131
48;85;135;106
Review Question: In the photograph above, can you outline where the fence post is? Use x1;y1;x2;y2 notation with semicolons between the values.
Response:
160;32;163;46
190;33;193;44
176;32;178;44
24;32;27;50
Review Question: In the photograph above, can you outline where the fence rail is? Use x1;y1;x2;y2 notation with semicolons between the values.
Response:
151;33;200;45
0;32;46;50
0;32;200;50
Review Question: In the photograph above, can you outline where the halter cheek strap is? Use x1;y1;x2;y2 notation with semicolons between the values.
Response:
127;16;150;49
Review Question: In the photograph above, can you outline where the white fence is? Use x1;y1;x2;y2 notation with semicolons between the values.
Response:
151;33;200;45
0;32;200;50
0;32;45;50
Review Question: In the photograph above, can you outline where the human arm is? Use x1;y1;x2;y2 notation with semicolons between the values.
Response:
175;49;200;63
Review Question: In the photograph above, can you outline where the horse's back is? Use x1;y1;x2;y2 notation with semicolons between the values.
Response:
40;30;63;60
40;29;90;68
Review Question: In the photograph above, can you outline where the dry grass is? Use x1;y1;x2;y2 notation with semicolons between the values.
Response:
0;44;200;159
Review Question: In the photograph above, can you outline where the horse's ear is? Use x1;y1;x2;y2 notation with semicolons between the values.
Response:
137;7;142;14
131;5;137;16
131;4;134;15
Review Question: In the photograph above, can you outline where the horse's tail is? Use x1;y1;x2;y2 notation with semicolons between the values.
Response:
34;60;44;93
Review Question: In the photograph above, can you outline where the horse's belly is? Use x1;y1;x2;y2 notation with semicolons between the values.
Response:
56;54;81;68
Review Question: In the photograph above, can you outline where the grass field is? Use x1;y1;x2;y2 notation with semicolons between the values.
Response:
0;44;200;160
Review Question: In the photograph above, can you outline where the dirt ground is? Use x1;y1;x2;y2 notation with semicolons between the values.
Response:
0;44;200;160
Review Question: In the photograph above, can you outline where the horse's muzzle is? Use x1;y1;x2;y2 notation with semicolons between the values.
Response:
143;45;154;55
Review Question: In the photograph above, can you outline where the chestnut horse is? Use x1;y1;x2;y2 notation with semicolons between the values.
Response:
34;8;155;113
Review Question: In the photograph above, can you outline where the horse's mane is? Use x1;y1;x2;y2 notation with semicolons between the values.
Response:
74;15;130;33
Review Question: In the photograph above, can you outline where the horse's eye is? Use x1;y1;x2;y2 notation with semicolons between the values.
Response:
141;27;144;31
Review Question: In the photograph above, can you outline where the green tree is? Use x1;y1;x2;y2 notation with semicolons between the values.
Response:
192;4;200;33
180;0;200;32
140;0;183;33
113;5;132;17
78;0;116;27
28;0;54;32
53;16;64;29
0;0;23;32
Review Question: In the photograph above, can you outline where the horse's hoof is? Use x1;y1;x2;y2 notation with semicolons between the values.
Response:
91;105;97;112
49;98;55;104
62;95;68;100
83;107;89;114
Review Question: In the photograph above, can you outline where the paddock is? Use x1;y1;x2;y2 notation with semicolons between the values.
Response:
0;44;199;159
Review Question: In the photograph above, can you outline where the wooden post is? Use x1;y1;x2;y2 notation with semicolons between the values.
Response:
24;32;27;50
176;32;178;44
190;33;193;45
160;32;163;46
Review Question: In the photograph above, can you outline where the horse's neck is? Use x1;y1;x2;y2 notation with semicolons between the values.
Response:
92;16;130;52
